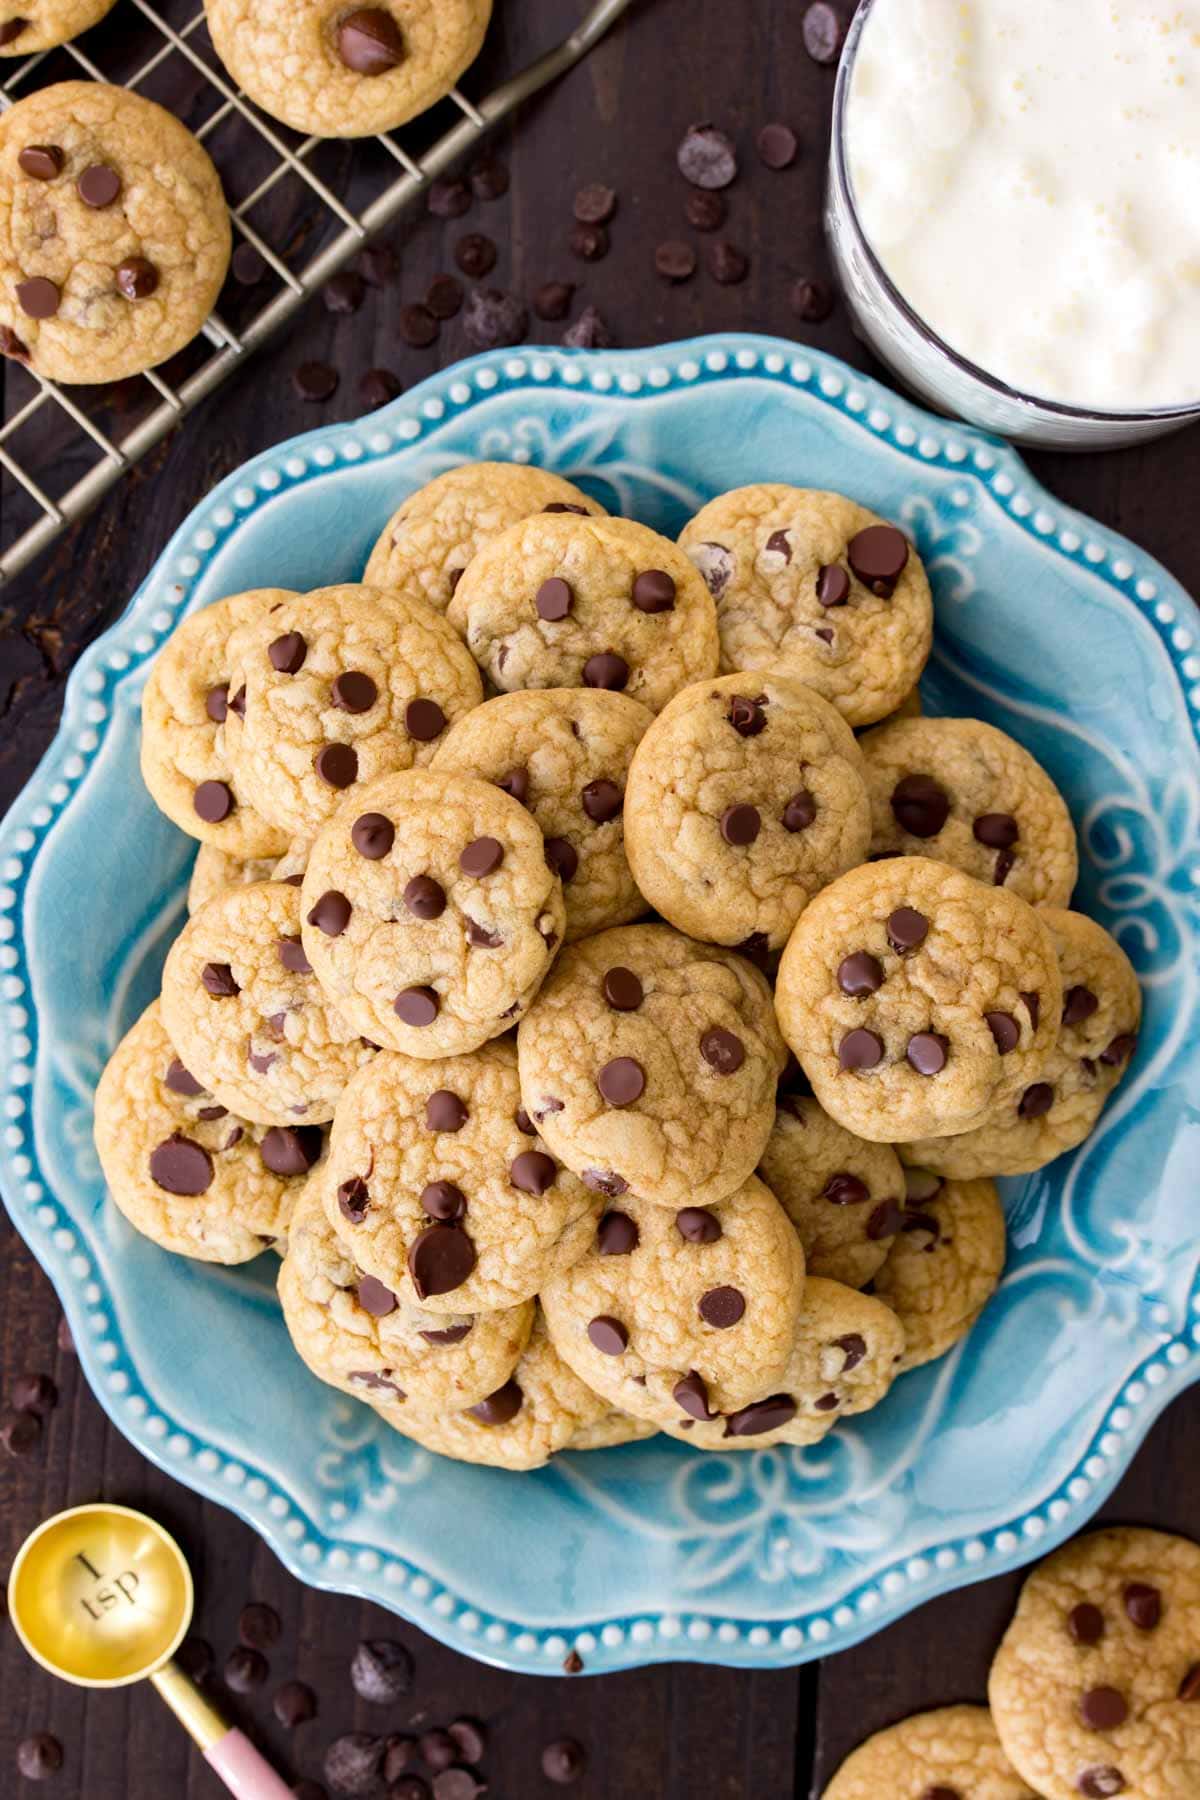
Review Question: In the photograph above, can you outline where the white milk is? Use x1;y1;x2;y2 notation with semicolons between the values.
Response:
845;0;1200;410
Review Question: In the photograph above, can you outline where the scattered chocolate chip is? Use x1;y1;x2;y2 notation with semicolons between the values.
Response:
562;304;612;348
510;1150;557;1196
78;162;121;207
588;1314;628;1355
1077;1770;1126;1798
324;270;365;315
1;1408;41;1456
655;239;696;282
906;1031;948;1075
534;280;575;320
673;1369;716;1420
294;361;338;402
582;1168;628;1196
597;1057;644;1106
419;1322;472;1348
193;779;234;823
269;630;307;674
839;1028;884;1071
570;220;610;262
426;1090;467;1133
848;524;909;595
433;1769;484;1800
398;302;438;348
699;1285;745;1328
421;1180;466;1223
356;1275;397;1318
757;122;798;169
886;906;928;952
175;1636;213;1680
395;984;440;1025
824;1172;869;1206
728;694;766;736
408;696;448;742
16;277;59;319
336;8;404;73
837;951;883;996
684;189;725;233
1068;1602;1106;1645
677;123;738;189
260;1126;322;1177
815;562;850;606
350;1637;413;1704
455;231;496;278
1179;1664;1200;1702
1021;991;1041;1030
359;242;400;285
463;286;528;349
15;1734;62;1780
578;777;622;827
277;934;312;976
582;651;629;690
331;671;377;714
802;1;844;63
18;144;63;180
720;802;761;846
231;242;266;284
699;1026;745;1074
1100;1033;1137;1066
1063;985;1100;1027
574;182;617;225
324;1731;384;1796
459;835;504;878
308;889;352;936
116;256;158;301
237;1601;281;1647
675;1207;722;1245
1122;1582;1161;1630
224;1645;268;1693
536;576;573;621
707;241;749;284
470;153;508;200
469;1378;523;1424
338;1177;370;1223
428;177;471;219
631;567;676;613
425;273;464;321
1019;1082;1054;1119
1080;1686;1128;1731
783;788;817;832
408;1223;475;1297
541;1738;586;1784
791;276;835;321
891;772;949;836
149;1134;214;1195
12;1372;56;1416
0;324;29;361
273;1679;316;1728
597;1209;639;1254
724;1394;797;1437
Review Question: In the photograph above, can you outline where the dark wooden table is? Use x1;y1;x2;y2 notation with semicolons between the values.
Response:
2;2;1198;1795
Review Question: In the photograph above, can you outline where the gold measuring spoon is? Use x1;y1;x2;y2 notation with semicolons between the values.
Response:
8;1503;295;1798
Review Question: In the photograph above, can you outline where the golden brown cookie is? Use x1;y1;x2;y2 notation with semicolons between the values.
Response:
823;1705;1037;1800
872;1170;1006;1370
759;1094;905;1289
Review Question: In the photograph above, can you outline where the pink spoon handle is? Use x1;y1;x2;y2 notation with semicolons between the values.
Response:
205;1727;296;1799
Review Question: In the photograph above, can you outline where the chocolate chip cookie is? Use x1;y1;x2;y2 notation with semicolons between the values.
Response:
279;1172;535;1414
94;1001;321;1263
871;1170;1006;1371
678;485;933;728
860;715;1079;905
516;923;787;1209
323;1039;599;1314
384;1312;621;1471
759;1094;905;1288
774;857;1062;1142
187;839;309;914
540;1178;805;1427
0;82;231;382
989;1527;1200;1800
141;589;295;859
300;767;566;1058
824;1705;1037;1800
432;687;652;942
447;512;720;713
205;0;492;138
223;583;482;841
364;461;605;618
0;2;117;54
623;671;871;952
660;1276;904;1449
161;879;374;1126
903;907;1141;1178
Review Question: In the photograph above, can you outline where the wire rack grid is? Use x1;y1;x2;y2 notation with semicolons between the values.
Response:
0;0;633;587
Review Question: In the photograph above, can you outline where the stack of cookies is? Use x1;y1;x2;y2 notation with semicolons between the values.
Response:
94;461;1143;1471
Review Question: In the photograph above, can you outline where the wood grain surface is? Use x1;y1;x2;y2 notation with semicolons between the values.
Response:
1;3;1198;1796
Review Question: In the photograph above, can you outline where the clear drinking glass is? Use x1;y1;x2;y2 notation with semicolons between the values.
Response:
824;0;1200;450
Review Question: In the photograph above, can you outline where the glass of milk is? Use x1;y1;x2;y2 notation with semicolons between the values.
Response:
826;0;1200;448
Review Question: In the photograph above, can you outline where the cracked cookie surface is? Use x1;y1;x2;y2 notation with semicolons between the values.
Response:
322;1039;599;1314
205;0;492;138
775;857;1062;1142
300;767;566;1058
94;1001;321;1263
364;461;605;617
903;907;1141;1178
860;714;1078;905
224;582;482;840
659;1275;904;1450
279;1171;534;1414
540;1178;805;1427
679;485;932;728
161;878;374;1126
989;1527;1200;1800
187;839;309;913
517;923;786;1209
624;671;871;951
759;1094;904;1289
447;511;719;713
0;81;230;382
871;1169;1006;1370
141;589;294;859
823;1705;1037;1800
433;687;652;942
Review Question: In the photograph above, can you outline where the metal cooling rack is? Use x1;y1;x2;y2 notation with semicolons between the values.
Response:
0;0;633;586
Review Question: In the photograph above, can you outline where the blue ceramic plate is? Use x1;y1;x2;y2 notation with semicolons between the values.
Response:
1;335;1198;1675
